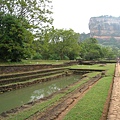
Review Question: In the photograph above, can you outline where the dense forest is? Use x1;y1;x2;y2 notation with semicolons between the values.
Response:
0;0;119;62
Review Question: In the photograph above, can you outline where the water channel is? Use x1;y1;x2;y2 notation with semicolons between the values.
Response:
0;75;82;114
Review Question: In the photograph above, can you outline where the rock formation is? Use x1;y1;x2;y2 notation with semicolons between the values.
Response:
89;15;120;40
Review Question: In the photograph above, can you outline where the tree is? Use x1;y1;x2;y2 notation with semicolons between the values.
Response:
79;38;104;60
33;29;80;60
0;14;33;62
102;47;116;60
0;0;53;35
0;0;53;61
48;29;80;60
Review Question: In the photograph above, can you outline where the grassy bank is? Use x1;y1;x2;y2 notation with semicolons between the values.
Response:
63;64;115;120
70;63;113;70
0;60;71;66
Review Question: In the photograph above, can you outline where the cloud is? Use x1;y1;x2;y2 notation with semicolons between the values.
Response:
52;0;120;33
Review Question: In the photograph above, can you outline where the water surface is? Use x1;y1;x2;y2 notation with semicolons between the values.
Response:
0;75;82;113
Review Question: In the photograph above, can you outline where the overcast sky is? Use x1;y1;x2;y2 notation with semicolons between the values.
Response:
52;0;120;33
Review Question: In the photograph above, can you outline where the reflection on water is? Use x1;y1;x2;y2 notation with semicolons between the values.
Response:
0;75;81;113
30;83;61;101
30;90;44;101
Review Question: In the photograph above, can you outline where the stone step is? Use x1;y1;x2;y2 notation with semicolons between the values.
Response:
0;70;67;85
0;72;68;93
0;67;68;79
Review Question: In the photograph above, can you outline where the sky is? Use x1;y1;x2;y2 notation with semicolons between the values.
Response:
52;0;120;33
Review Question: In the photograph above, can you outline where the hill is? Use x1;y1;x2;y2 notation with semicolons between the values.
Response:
89;15;120;40
80;15;120;48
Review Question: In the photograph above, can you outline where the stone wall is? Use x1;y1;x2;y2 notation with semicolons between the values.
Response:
0;61;78;74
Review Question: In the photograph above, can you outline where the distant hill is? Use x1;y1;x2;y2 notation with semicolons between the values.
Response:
89;15;120;40
80;15;120;48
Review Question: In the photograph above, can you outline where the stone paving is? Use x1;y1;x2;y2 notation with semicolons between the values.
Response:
107;63;120;120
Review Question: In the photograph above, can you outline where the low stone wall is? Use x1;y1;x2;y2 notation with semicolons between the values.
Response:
0;61;78;74
0;64;52;74
78;60;116;65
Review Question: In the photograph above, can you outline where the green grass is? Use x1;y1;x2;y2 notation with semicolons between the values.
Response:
70;64;115;74
0;60;71;66
63;64;115;120
70;64;106;70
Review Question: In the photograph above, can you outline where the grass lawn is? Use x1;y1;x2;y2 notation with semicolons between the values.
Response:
70;63;113;70
63;63;115;120
0;60;71;66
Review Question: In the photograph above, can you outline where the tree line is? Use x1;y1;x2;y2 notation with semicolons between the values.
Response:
0;0;119;62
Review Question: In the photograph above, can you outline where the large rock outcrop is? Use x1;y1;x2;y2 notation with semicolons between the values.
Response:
89;15;120;40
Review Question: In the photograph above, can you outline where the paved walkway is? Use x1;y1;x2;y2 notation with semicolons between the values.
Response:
107;63;120;120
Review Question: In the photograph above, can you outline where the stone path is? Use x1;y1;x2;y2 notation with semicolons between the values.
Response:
107;63;120;120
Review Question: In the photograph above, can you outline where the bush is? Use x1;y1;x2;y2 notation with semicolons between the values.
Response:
49;54;60;60
32;53;42;60
64;55;69;60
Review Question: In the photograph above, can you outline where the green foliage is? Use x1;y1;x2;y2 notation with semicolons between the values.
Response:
0;0;53;62
98;37;120;49
33;28;80;60
49;54;60;60
48;29;80;60
101;46;116;60
79;38;104;60
80;32;90;42
0;0;53;35
33;32;118;61
32;53;42;60
0;14;33;62
94;37;120;59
